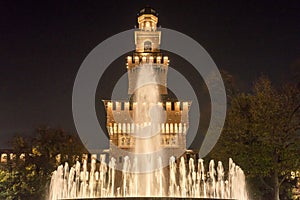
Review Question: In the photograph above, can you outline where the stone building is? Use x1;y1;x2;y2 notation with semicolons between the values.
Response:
103;6;192;166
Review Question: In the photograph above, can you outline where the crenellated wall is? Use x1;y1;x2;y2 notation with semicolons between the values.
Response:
103;101;190;150
127;55;169;94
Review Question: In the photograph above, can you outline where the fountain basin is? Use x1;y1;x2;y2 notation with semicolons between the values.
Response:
60;198;235;200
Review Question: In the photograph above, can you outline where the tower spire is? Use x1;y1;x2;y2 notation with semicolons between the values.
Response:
137;6;159;31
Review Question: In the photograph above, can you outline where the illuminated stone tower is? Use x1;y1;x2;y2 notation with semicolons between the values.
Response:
128;7;167;95
103;7;191;163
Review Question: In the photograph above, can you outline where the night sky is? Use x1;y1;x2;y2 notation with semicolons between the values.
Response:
0;1;299;149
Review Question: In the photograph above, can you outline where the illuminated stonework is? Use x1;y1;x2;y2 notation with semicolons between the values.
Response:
103;101;190;149
103;7;191;161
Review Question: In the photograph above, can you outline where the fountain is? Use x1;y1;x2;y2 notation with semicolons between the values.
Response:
48;157;248;199
49;6;248;200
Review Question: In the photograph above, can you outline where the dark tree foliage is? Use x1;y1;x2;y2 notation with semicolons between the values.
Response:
0;127;86;200
209;76;300;200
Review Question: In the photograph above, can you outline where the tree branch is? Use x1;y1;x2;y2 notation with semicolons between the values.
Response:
287;104;300;129
279;174;289;186
290;104;300;121
259;176;274;191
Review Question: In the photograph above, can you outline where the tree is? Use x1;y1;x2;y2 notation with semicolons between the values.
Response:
210;76;300;200
30;127;87;174
0;127;86;200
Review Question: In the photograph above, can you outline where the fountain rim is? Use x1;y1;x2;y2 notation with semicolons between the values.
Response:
59;197;237;200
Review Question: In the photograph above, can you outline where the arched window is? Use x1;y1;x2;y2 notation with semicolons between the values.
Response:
144;41;152;51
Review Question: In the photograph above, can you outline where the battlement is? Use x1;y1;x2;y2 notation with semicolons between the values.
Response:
103;100;190;150
104;101;190;111
126;55;169;69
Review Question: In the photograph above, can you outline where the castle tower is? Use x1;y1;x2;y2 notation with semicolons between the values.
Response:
103;7;191;164
128;6;168;95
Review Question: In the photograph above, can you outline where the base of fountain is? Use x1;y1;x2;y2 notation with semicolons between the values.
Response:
61;198;235;200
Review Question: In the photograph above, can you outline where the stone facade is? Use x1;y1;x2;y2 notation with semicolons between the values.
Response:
103;8;191;165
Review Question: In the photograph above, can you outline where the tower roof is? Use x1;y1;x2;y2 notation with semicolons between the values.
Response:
137;6;158;17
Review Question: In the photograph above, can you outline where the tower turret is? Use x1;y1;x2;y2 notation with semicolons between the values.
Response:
137;6;158;31
127;7;169;95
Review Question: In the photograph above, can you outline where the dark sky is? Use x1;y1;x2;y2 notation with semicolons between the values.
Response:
0;1;299;149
